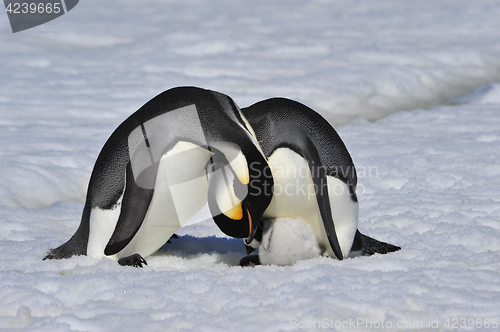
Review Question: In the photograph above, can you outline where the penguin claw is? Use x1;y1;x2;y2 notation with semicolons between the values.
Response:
118;254;148;268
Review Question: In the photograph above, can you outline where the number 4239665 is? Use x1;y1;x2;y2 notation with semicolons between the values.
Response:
5;2;62;14
444;318;498;329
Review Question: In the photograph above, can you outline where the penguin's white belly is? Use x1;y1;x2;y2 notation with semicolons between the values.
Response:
88;141;212;260
263;148;358;258
263;149;323;245
87;193;124;259
116;141;212;259
325;176;358;258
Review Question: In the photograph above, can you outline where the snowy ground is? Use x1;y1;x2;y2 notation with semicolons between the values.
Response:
1;1;500;331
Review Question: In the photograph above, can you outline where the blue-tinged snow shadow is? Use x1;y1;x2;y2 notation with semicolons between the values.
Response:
158;235;246;257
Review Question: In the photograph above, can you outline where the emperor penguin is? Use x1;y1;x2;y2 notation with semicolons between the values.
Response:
240;98;400;266
44;87;273;267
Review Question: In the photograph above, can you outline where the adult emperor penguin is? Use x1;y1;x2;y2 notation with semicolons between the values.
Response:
44;87;273;267
240;98;400;266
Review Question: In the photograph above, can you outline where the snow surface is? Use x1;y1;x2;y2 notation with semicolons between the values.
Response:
1;0;500;331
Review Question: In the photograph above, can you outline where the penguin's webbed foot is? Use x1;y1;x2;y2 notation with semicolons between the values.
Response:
166;233;179;244
118;254;148;268
239;255;261;267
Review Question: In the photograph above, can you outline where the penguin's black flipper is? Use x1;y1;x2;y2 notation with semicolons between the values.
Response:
104;163;155;256
240;255;261;266
351;230;401;256
301;138;344;261
118;253;148;268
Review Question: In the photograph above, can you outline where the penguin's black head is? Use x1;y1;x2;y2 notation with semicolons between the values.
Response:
206;144;273;243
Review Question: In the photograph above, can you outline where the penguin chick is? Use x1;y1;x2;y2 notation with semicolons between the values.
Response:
258;217;321;266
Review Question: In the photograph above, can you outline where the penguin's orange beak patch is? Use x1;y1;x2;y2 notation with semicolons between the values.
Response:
224;203;243;220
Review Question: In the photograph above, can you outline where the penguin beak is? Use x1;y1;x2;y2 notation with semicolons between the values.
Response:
243;200;259;244
223;200;258;242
